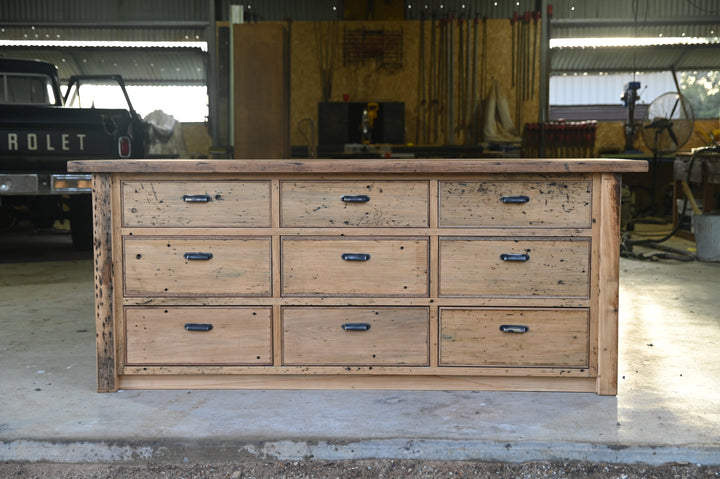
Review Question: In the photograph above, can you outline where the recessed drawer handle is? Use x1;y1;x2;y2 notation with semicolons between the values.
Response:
341;194;370;203
500;253;530;262
500;195;530;204
499;324;529;334
342;323;371;331
184;323;214;332
341;253;371;261
182;194;212;203
183;252;213;261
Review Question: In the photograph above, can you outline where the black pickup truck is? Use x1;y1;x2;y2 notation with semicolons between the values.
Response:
0;57;145;249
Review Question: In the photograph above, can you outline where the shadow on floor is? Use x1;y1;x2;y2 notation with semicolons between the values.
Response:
0;222;92;263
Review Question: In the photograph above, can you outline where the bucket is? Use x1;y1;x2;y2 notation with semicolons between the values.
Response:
694;212;720;262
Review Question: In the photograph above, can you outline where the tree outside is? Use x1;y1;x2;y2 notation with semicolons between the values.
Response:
681;70;720;120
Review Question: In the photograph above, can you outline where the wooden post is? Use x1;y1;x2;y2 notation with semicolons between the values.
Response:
93;173;118;392
596;173;621;395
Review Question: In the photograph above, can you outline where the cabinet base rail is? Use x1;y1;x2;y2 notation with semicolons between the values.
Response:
116;374;600;394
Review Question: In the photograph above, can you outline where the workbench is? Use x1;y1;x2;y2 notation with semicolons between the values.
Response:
68;158;647;395
673;151;720;236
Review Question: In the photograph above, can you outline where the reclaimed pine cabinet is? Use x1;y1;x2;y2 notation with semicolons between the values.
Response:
68;158;647;395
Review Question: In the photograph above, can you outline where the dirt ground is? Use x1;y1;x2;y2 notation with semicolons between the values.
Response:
2;459;719;478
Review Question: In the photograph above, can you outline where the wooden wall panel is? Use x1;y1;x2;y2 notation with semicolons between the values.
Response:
288;19;540;149
233;23;290;158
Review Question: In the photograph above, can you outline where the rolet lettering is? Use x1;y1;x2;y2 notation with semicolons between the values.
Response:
6;133;86;151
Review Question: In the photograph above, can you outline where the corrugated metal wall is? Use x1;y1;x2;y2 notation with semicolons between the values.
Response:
0;47;206;85
550;72;677;106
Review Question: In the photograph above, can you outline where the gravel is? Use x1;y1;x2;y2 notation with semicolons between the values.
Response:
3;459;719;479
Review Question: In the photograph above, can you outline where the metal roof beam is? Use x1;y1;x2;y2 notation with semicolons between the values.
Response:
2;21;209;28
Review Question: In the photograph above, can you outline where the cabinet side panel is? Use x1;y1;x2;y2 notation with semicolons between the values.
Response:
596;173;621;395
93;174;118;392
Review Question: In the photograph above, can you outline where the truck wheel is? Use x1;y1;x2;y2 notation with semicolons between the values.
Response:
70;195;93;251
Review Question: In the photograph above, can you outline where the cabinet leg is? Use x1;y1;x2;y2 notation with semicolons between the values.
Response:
597;173;620;395
93;174;118;393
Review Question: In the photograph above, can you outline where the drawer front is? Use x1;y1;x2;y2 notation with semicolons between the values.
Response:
439;238;590;297
122;181;271;227
125;306;272;365
282;307;429;366
282;238;429;296
439;308;589;367
280;181;429;227
124;237;272;296
439;180;592;228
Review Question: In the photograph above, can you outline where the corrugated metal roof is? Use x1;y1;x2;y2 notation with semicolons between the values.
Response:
2;0;718;23
364;0;538;20
547;0;720;20
551;22;720;40
223;0;720;22
1;0;718;84
551;43;720;73
0;47;206;85
217;0;340;21
0;25;206;43
546;0;720;74
0;0;208;23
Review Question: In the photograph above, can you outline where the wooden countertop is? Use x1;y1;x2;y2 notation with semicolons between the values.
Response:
68;158;648;174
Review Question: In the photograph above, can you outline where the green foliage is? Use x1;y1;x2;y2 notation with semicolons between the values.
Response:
680;71;720;119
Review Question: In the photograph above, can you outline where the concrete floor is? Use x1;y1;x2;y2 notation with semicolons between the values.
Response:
1;225;719;465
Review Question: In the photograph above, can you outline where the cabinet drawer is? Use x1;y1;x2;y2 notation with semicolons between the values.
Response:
124;237;272;296
439;308;589;367
439;238;590;297
282;307;429;366
122;181;271;227
125;306;272;365
280;181;429;227
439;180;592;228
282;238;429;296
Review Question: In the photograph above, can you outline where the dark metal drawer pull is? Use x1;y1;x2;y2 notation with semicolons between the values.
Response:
342;323;371;331
500;253;530;262
182;194;211;203
341;253;370;261
499;325;529;333
183;252;213;261
341;194;370;203
500;195;530;204
185;323;213;332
